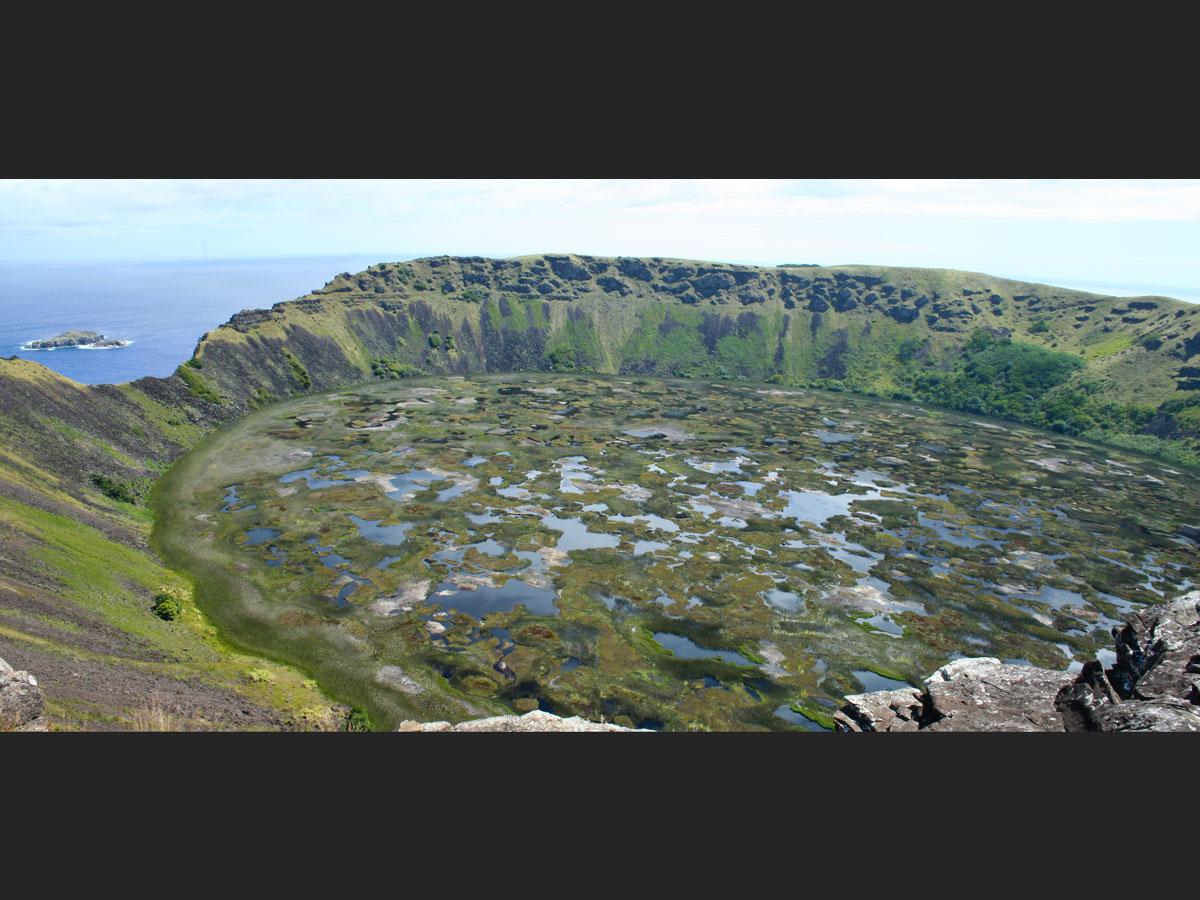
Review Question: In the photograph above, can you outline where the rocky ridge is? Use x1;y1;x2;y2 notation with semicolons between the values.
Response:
834;591;1200;732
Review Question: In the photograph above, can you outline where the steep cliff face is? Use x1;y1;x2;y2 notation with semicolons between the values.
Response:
184;255;1200;465
1;253;1199;730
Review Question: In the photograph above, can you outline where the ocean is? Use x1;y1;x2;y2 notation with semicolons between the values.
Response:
0;255;392;385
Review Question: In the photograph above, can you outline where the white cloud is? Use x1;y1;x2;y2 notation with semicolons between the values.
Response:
5;178;1200;239
2;179;1199;272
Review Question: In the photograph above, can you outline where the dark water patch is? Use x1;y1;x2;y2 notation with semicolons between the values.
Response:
744;677;773;701
337;571;374;601
861;612;905;636
348;514;414;546
306;537;351;568
538;512;621;551
774;705;832;731
469;538;507;557
384;468;447;501
780;489;876;526
426;578;559;618
765;587;804;611
221;484;255;512
653;632;753;667
825;542;882;573
851;670;911;693
243;527;280;546
436;482;471;502
918;515;1006;549
280;455;347;489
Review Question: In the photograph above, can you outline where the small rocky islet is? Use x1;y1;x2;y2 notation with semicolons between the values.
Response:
23;330;128;350
153;373;1200;732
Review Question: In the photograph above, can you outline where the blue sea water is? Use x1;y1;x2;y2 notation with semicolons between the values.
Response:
0;255;393;385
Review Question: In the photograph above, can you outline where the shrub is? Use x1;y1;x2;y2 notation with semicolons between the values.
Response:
281;349;312;390
90;473;139;504
343;706;373;732
151;591;183;621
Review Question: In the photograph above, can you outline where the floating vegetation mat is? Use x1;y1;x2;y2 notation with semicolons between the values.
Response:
153;374;1200;731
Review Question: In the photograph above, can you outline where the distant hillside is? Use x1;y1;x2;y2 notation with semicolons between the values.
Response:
187;254;1200;465
2;252;1199;730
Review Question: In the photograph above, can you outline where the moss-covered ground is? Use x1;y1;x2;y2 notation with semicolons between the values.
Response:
151;373;1200;731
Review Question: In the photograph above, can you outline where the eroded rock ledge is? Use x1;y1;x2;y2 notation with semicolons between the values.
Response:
396;709;649;732
1;656;48;732
834;592;1200;732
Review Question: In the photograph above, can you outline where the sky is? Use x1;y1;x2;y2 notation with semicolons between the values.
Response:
3;178;1200;300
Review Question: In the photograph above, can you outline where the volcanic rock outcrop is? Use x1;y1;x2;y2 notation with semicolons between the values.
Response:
834;591;1200;732
0;656;47;731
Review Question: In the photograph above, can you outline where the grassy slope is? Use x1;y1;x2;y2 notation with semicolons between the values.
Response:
0;358;344;730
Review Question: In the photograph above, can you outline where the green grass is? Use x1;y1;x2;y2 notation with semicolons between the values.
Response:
176;365;222;404
1082;334;1133;361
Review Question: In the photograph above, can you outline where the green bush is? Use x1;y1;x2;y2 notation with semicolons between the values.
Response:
151;592;182;621
1030;318;1050;333
370;356;422;379
281;349;312;390
343;706;373;732
90;473;139;504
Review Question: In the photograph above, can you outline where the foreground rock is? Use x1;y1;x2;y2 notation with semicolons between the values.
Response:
835;592;1200;732
1;656;47;731
396;709;649;732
